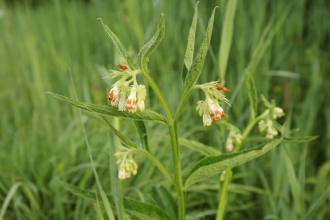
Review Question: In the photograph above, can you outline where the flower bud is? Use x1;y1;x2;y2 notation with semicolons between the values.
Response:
118;168;126;180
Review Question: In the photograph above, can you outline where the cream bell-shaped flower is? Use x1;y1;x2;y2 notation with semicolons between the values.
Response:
126;87;137;113
272;107;285;119
208;102;225;121
107;84;119;103
118;168;127;180
118;92;127;111
203;113;212;126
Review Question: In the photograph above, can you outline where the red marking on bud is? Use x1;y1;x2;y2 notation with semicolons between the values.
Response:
216;84;231;92
117;64;128;70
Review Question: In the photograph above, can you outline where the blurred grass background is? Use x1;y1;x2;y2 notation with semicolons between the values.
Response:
0;0;329;219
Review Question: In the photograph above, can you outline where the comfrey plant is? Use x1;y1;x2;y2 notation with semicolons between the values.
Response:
48;4;316;220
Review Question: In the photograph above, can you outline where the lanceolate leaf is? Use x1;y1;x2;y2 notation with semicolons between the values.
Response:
246;69;257;121
137;15;165;74
101;116;137;149
180;7;218;110
182;2;199;83
184;138;283;189
59;181;172;220
283;136;318;143
47;92;168;124
98;18;137;70
178;137;220;156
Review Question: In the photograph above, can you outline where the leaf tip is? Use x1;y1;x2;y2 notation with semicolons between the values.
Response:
97;18;103;24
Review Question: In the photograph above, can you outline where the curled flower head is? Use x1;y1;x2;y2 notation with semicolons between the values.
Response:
258;95;285;138
224;124;242;152
105;65;145;113
195;81;230;126
114;146;138;180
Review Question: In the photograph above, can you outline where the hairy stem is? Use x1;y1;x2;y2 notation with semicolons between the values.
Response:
142;70;185;219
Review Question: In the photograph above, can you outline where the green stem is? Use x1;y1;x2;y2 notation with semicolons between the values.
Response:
217;111;268;220
169;122;185;220
141;71;173;123
216;170;231;220
137;149;175;185
142;70;185;220
234;111;268;153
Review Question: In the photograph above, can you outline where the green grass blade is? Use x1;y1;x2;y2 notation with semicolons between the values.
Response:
246;69;257;121
137;14;165;74
46;92;168;124
59;181;173;220
218;0;238;83
101;116;137;149
0;182;22;220
108;123;125;220
283;146;303;216
306;186;330;218
70;73;115;220
182;1;199;83
98;18;137;70
184;138;283;189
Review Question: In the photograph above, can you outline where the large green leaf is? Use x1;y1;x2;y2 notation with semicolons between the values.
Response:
246;69;257;121
137;15;165;74
47;92;168;124
59;181;172;220
178;137;220;156
98;18;137;70
182;7;217;97
246;135;318;144
181;2;199;83
176;7;218;119
184;138;283;189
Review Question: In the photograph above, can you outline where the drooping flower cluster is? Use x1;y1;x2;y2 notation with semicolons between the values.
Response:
226;127;243;152
195;81;230;126
258;95;285;139
114;146;138;180
107;64;146;113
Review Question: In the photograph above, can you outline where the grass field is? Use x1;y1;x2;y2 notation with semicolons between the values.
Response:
0;0;329;219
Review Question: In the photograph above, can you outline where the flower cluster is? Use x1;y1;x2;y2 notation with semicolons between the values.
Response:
114;146;138;180
195;81;230;126
107;64;146;113
258;95;285;139
226;128;243;152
